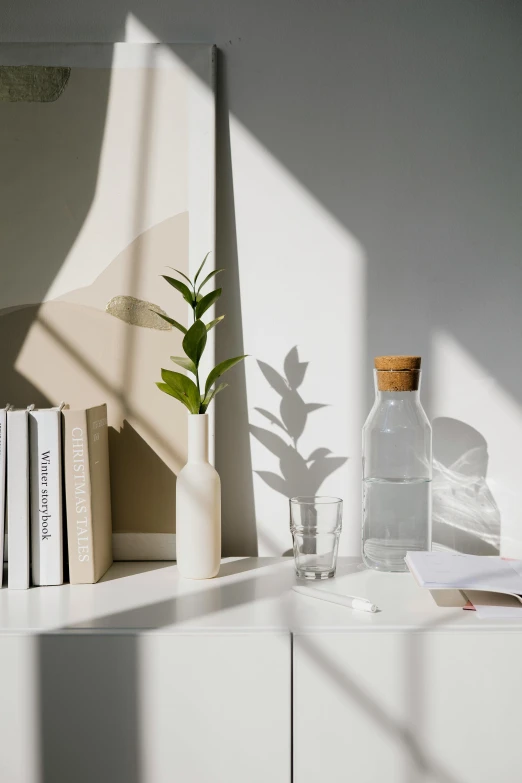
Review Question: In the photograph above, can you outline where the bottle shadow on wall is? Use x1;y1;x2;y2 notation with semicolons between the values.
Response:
250;347;347;554
432;417;500;555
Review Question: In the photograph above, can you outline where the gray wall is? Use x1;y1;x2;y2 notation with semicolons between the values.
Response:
2;1;521;555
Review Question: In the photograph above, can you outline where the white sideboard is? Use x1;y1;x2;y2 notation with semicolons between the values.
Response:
1;558;521;783
0;559;291;783
291;561;522;783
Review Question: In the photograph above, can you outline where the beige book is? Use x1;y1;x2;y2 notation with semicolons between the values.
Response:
63;404;113;584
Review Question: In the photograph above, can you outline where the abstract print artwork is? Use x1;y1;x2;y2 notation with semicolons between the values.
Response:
0;44;216;539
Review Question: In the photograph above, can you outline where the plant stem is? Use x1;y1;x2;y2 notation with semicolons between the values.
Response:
196;367;201;412
190;287;202;410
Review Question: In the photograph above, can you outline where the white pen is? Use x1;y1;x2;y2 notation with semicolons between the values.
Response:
292;585;379;613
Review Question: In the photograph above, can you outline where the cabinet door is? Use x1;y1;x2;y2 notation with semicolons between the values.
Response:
0;636;40;783
294;632;522;783
140;633;291;783
0;634;144;783
0;632;291;783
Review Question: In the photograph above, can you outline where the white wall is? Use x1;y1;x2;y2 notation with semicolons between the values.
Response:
2;1;522;557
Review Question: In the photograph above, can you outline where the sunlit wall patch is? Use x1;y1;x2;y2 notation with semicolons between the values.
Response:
0;66;71;102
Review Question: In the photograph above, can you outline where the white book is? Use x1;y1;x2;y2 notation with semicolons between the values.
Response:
7;409;30;589
405;551;522;600
0;407;7;585
29;407;64;586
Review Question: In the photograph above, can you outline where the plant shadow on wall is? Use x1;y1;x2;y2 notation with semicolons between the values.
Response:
432;417;501;555
250;347;347;539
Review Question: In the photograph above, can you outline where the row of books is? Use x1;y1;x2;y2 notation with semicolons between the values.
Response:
0;403;113;589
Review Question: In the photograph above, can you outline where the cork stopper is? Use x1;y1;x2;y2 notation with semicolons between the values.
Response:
374;355;421;392
374;356;421;371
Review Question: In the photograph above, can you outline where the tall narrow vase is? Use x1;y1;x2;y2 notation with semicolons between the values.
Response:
176;414;221;579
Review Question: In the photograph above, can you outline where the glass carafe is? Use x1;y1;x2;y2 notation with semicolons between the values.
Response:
362;356;432;571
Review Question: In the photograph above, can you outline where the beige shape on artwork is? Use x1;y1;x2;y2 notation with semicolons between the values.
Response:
0;65;71;102
11;300;186;535
106;295;171;330
57;211;189;320
3;212;191;535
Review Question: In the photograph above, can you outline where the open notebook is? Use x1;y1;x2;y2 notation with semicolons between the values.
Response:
406;552;522;618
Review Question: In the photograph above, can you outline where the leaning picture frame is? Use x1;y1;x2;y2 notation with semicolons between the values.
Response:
0;43;216;559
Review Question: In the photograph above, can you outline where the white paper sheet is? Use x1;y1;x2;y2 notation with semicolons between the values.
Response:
406;551;522;594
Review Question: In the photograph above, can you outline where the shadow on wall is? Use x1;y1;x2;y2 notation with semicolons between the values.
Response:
109;420;177;534
250;346;347;501
214;49;257;558
0;63;111;403
432;417;500;555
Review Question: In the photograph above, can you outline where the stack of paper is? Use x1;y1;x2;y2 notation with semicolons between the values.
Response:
406;551;522;618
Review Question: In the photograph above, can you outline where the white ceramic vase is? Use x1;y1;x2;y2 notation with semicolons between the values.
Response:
176;414;221;579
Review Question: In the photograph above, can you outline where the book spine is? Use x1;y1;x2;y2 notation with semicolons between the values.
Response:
0;410;6;585
29;411;64;586
7;410;30;589
64;410;94;584
86;405;113;582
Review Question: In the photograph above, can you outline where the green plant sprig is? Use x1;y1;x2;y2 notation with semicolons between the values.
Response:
154;253;247;414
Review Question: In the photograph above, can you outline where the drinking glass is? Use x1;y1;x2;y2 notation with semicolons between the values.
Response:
290;496;343;579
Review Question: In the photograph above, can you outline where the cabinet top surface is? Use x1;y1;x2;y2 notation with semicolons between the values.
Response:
1;558;521;635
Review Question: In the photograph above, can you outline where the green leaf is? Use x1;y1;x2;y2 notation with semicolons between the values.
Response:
166;266;193;286
197;268;224;293
156;382;192;411
206;315;225;331
162;275;195;306
170;356;197;374
196;288;222;320
182;320;207;368
161;370;200;414
205;355;247;397
149;309;187;334
194;252;211;285
200;383;228;413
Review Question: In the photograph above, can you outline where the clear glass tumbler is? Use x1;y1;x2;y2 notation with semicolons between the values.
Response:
290;496;343;579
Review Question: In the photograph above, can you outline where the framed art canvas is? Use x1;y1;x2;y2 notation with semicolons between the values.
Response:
0;43;216;558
